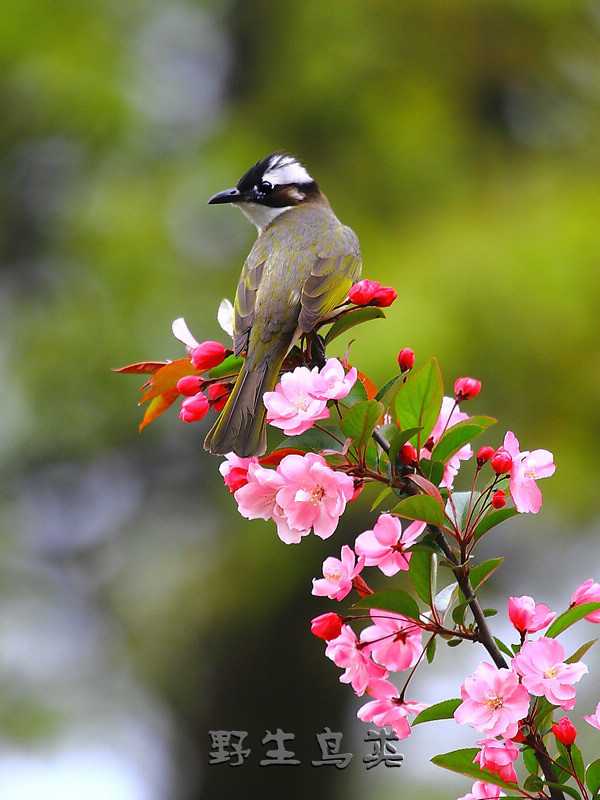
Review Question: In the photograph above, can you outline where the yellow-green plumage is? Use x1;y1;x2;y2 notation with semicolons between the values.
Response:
204;195;361;457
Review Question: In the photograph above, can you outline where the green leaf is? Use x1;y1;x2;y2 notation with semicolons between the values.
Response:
208;353;244;380
340;400;384;452
452;599;470;627
542;782;581;800
338;376;368;408
434;582;458;615
375;373;403;407
494;636;515;659
432;417;496;463
279;426;345;453
567;638;597;663
522;745;540;776
353;589;421;622
420;458;445;488
394;358;444;450
413;698;461;725
447;491;473;531
324;306;385;345
473;507;518;542
370;485;394;512
546;602;600;638
390;494;446;528
586;759;600;794
409;548;434;604
431;748;521;793
469;557;503;590
426;637;436;663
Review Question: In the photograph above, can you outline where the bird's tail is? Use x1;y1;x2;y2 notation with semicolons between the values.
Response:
204;358;282;457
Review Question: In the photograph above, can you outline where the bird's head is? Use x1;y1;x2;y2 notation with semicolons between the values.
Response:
208;152;322;231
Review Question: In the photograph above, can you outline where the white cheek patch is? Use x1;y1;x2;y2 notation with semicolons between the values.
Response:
263;156;312;187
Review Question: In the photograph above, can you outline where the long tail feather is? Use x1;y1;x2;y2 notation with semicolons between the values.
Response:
204;359;282;457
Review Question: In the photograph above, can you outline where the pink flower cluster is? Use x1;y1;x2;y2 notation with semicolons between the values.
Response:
492;431;555;514
221;452;355;544
264;358;357;436
455;637;588;759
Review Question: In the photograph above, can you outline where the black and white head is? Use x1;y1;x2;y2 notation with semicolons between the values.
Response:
208;152;321;232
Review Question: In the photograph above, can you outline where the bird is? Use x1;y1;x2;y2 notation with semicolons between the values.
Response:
204;152;362;458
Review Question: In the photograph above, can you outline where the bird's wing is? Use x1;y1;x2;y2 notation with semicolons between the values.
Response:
232;240;266;357
298;224;362;333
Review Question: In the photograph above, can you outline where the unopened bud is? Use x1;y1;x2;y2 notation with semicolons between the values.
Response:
348;279;379;305
491;448;512;474
397;348;415;372
454;377;482;401
372;285;398;307
491;489;506;509
553;716;577;746
310;612;343;641
399;443;418;466
177;375;204;396
179;391;210;422
477;446;495;466
190;341;227;372
208;382;230;413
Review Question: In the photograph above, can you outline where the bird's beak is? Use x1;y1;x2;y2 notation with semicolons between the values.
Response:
208;187;243;205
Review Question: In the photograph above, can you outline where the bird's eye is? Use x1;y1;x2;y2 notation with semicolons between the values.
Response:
257;180;273;194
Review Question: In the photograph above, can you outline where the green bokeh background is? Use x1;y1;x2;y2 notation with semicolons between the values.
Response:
2;1;600;798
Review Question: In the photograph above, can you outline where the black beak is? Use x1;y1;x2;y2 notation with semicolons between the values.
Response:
208;187;243;204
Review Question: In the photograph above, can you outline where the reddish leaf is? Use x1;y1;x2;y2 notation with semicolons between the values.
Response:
112;361;169;375
356;369;379;401
259;448;306;466
139;388;180;431
406;474;444;505
140;359;200;403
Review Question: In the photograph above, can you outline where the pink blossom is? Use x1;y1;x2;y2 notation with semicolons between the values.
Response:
422;396;473;488
457;781;506;800
512;637;587;710
357;679;428;739
570;578;600;622
219;453;259;493
309;358;357;400
264;367;329;436
312;545;365;601
474;738;519;783
360;610;423;671
275;453;354;539
354;514;425;576
508;595;556;635
501;431;555;514
325;625;388;696
179;392;210;422
233;464;299;543
454;662;530;738
583;701;600;731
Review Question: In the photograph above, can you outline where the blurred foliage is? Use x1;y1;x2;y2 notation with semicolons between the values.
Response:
2;0;600;798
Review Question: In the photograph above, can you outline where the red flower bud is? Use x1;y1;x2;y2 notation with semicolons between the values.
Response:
397;348;415;372
190;341;227;372
177;375;204;396
348;279;380;305
553;716;577;746
454;377;482;401
179;391;210;422
399;443;418;466
491;489;506;509
372;285;398;307
491;448;512;474
208;382;230;413
310;612;343;641
477;446;495;466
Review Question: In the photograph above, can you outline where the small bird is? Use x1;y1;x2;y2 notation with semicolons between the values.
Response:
204;152;362;457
